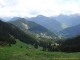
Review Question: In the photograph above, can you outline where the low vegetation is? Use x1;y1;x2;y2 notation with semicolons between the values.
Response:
0;40;80;60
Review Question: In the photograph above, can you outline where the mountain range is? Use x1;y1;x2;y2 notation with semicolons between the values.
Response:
0;18;80;53
59;24;80;38
26;15;67;33
9;18;58;38
1;14;80;38
51;14;80;26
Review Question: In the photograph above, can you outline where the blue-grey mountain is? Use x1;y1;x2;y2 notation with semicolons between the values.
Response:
9;18;58;38
59;24;80;38
51;14;80;27
27;15;67;33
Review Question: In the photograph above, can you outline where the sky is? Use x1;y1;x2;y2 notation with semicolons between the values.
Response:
0;0;80;17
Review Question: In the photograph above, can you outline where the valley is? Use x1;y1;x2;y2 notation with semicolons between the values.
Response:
0;14;80;60
1;0;80;60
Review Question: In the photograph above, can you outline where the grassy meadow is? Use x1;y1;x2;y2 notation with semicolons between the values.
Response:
0;40;80;60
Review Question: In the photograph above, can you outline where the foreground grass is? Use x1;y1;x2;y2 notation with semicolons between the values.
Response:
0;40;80;60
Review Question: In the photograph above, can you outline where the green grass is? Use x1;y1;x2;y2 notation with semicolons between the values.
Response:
0;40;80;60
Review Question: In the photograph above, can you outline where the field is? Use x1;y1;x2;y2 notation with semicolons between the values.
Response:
0;40;80;60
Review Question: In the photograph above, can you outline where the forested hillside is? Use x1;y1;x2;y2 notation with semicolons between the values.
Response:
61;35;80;52
0;20;38;46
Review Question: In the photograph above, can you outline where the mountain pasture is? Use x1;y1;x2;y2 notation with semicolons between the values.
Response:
0;40;80;60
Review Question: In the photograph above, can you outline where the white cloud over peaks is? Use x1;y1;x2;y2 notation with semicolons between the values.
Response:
60;0;80;14
0;0;80;17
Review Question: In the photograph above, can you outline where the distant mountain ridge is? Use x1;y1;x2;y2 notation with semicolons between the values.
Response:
9;18;58;38
27;15;66;33
59;24;80;38
51;14;80;26
10;17;20;21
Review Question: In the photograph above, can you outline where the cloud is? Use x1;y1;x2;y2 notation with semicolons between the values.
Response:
0;0;80;17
